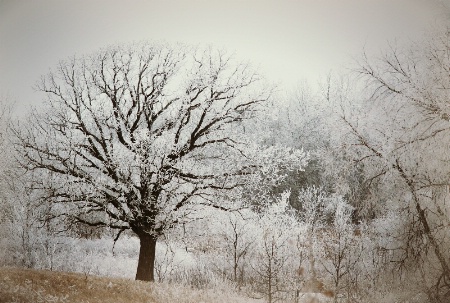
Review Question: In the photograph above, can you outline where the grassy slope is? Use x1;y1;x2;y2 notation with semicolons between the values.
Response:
0;267;260;303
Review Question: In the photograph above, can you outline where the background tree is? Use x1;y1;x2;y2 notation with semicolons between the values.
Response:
251;191;299;303
344;29;450;301
214;211;255;287
12;43;309;282
318;196;363;301
0;97;13;264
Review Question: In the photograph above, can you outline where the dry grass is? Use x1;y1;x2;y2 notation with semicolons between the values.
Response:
0;266;156;303
0;267;261;303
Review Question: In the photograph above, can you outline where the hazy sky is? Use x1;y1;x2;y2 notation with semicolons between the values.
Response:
1;0;449;114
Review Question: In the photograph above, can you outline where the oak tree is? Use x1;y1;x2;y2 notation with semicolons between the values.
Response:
13;43;281;281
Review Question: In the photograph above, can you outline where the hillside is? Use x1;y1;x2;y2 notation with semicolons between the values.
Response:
0;267;260;303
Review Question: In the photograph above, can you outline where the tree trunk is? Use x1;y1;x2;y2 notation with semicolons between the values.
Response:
135;232;157;282
394;161;450;281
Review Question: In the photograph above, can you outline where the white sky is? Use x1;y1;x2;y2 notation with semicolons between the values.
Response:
1;0;449;114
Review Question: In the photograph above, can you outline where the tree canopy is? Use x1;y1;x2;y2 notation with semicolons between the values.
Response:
12;43;309;281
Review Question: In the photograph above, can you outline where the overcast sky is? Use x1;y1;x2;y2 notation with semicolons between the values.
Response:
1;0;449;114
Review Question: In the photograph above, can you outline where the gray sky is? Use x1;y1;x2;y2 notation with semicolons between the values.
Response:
1;0;449;114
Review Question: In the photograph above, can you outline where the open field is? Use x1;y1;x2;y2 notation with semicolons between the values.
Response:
0;267;261;303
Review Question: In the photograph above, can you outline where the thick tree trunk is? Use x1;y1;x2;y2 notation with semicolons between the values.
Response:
135;232;157;282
